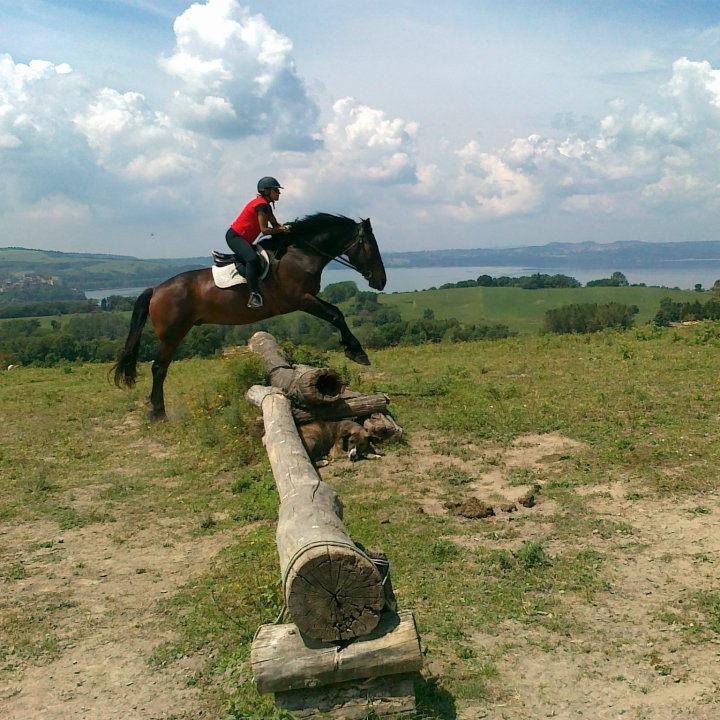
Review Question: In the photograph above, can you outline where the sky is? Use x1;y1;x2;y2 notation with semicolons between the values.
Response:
1;0;720;257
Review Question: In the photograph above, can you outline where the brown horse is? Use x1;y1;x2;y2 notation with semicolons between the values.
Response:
113;213;387;420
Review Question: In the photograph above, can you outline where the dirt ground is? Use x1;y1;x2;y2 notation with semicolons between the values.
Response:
360;432;720;720
0;509;250;720
3;430;720;719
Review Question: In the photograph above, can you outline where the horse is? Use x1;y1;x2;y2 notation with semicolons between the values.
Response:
112;213;387;420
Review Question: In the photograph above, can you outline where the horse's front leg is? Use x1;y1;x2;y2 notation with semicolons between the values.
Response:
300;295;370;365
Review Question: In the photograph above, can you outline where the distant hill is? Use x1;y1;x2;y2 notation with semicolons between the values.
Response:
383;239;720;269
4;239;720;292
0;247;206;291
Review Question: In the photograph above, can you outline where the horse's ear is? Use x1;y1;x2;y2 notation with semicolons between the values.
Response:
362;218;372;229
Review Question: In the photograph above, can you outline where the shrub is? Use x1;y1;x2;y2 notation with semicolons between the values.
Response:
545;302;639;334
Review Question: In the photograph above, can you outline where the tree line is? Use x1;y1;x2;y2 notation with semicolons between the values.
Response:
0;294;137;319
544;302;640;334
434;271;638;291
0;282;512;367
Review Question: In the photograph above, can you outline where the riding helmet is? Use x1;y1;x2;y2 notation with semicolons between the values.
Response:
257;176;283;192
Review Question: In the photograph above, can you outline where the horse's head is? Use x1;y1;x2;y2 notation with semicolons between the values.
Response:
347;218;387;291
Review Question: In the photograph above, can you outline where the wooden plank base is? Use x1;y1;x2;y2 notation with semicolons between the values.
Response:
274;672;417;719
251;610;422;694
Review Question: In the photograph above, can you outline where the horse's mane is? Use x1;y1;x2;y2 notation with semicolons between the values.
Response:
257;213;357;260
286;213;356;246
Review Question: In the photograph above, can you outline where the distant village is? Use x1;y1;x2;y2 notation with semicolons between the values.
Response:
0;272;57;293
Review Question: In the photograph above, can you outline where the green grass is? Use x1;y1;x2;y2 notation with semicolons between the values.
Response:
380;285;700;333
0;310;132;327
3;322;720;717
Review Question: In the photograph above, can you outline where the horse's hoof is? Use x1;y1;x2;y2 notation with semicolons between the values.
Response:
346;349;370;366
147;408;167;422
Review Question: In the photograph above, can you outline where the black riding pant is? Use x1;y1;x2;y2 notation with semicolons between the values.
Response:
225;228;262;294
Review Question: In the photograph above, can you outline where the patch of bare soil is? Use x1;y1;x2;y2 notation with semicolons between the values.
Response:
340;433;720;718
361;431;582;521
0;514;244;720
464;490;720;720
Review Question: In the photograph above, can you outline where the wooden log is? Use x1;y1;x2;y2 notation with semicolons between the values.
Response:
292;392;390;425
248;331;344;406
251;610;422;694
274;673;417;719
363;413;404;443
246;385;385;641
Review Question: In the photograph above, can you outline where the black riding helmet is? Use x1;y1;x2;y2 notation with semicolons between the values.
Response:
257;176;283;192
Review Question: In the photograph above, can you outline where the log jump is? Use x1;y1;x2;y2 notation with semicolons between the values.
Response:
245;332;421;718
246;384;386;641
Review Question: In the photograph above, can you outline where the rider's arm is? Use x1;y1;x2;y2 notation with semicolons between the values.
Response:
258;209;288;234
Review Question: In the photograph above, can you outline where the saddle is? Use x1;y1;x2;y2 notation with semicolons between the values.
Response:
210;248;271;289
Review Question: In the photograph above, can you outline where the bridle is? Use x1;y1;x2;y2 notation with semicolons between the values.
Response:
292;221;372;278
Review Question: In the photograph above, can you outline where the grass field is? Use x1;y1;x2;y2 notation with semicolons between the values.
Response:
0;311;133;328
380;285;700;333
3;323;720;718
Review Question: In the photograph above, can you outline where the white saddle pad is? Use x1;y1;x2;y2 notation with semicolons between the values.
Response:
211;248;270;289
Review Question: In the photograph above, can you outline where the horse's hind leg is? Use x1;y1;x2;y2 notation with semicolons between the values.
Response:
148;349;171;421
148;324;191;421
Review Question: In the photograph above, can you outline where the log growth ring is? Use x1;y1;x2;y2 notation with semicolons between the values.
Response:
283;542;385;642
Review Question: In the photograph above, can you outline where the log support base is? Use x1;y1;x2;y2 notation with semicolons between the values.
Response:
275;673;417;719
251;609;422;719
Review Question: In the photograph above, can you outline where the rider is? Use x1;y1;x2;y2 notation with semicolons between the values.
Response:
226;176;289;309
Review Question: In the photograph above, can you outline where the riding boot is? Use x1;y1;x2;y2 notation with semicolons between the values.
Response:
244;256;264;309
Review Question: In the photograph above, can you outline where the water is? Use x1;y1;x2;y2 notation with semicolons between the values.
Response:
85;264;720;299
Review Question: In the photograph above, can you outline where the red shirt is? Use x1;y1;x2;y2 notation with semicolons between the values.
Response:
230;195;271;243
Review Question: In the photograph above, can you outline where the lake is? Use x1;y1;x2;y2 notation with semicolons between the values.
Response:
85;264;720;299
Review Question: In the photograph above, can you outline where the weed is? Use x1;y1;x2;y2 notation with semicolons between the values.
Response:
199;515;217;531
506;468;542;486
430;540;461;563
692;591;720;635
431;464;475;486
514;541;551;569
51;506;114;530
2;562;27;581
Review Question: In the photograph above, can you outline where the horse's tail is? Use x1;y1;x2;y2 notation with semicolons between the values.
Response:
112;287;153;388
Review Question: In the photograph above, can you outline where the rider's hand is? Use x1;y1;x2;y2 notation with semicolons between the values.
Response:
279;224;290;232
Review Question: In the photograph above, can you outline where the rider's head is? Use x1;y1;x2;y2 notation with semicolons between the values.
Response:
257;176;283;201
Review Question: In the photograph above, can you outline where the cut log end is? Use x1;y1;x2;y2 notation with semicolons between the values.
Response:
286;547;386;642
290;366;345;405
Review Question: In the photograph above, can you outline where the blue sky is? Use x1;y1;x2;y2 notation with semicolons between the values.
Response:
1;0;720;256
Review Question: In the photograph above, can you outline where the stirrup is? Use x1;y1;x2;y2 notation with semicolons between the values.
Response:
247;292;264;309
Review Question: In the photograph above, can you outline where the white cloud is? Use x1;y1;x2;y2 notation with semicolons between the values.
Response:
20;195;92;223
161;0;319;150
74;88;200;182
278;97;420;212
0;54;77;150
423;57;720;223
